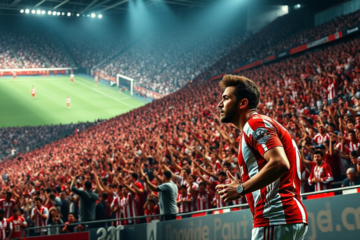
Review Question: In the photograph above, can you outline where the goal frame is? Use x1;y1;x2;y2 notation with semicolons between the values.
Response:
116;74;134;96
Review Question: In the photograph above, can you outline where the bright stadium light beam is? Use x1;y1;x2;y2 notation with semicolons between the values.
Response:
67;12;71;17
98;14;102;19
48;11;52;15
62;12;65;15
91;13;96;18
76;13;80;17
20;9;24;13
42;10;45;14
25;9;30;14
36;10;41;14
57;12;60;16
31;9;35;14
52;11;56;16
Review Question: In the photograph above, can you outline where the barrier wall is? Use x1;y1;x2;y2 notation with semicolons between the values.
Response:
87;192;360;240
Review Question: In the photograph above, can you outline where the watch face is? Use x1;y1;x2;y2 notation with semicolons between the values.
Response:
237;185;243;194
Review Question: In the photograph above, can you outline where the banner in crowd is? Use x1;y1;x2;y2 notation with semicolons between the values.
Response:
102;193;360;240
224;23;359;77
0;67;73;76
94;71;116;83
22;232;89;240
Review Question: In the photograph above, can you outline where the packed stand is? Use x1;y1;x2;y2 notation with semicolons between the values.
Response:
96;28;247;95
0;122;95;161
199;9;360;83
0;29;72;69
1;31;360;235
63;32;131;69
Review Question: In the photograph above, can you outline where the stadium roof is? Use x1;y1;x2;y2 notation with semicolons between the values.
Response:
0;0;347;16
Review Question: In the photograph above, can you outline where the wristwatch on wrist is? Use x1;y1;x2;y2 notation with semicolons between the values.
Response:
237;184;244;196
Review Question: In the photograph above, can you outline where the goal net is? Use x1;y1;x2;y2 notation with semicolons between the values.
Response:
116;74;134;96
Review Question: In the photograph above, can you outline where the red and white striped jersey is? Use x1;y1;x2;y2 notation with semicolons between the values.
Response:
8;216;26;239
213;191;228;208
238;113;307;228
196;191;211;211
313;133;330;145
0;199;16;218
327;81;337;100
144;206;160;223
346;140;360;152
0;218;11;240
110;197;122;226
120;193;138;224
70;74;74;79
31;206;49;232
177;193;192;213
308;162;333;191
31;88;36;94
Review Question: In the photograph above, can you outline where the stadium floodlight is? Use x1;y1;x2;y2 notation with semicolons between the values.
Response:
98;14;102;19
67;12;71;17
294;4;301;9
20;9;24;13
48;11;52;15
76;13;80;17
25;9;29;14
52;11;56;16
36;10;41;14
62;12;65;16
57;12;60;16
117;74;134;96
31;9;35;14
86;14;89;17
41;10;45;15
91;13;96;18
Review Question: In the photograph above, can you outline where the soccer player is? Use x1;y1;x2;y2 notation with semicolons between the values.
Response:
12;71;16;81
8;208;27;239
70;72;75;84
66;96;71;109
29;86;36;99
216;75;308;240
95;75;99;87
0;209;12;240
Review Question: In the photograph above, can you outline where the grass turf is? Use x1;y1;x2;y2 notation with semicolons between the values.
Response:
0;75;147;127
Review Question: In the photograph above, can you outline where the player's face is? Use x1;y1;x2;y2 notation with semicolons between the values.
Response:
218;87;240;124
14;210;20;218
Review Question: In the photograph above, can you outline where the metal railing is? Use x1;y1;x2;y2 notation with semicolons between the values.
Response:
17;184;360;237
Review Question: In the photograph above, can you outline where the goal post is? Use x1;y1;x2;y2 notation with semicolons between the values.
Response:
116;74;134;96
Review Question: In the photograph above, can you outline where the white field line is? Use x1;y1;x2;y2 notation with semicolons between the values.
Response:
76;79;134;108
91;88;130;100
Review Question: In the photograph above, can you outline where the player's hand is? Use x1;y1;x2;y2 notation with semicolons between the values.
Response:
216;171;242;202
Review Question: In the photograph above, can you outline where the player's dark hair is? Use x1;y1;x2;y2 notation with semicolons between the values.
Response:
118;185;123;190
34;197;43;203
218;171;226;177
349;130;356;135
49;193;55;200
314;151;323;157
180;185;187;189
219;74;260;110
5;192;12;197
182;168;190;175
13;208;19;213
101;192;108;200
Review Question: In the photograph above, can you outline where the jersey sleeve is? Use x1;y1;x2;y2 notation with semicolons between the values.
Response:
247;117;283;156
110;197;117;209
322;164;334;183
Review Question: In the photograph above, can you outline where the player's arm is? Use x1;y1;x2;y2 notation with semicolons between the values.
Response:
7;222;13;240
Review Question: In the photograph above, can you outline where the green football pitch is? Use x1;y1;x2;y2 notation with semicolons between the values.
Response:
0;75;148;127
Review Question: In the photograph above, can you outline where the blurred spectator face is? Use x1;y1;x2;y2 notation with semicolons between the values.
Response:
349;132;357;142
317;123;325;134
122;187;128;196
347;122;355;131
68;213;75;223
346;169;356;182
314;153;323;165
148;200;155;210
180;169;188;179
13;209;20;218
218;174;226;183
350;154;358;165
356;116;360;125
181;186;187;195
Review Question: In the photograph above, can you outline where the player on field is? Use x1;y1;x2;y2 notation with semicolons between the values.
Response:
29;86;36;99
95;75;99;87
70;72;75;84
8;208;27;239
66;96;71;109
12;71;16;81
216;75;308;240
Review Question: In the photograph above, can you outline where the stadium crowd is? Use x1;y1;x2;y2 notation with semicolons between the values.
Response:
0;122;94;161
1;33;360;234
199;9;360;82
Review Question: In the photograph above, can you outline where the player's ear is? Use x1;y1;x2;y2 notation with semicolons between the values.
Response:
239;98;248;110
